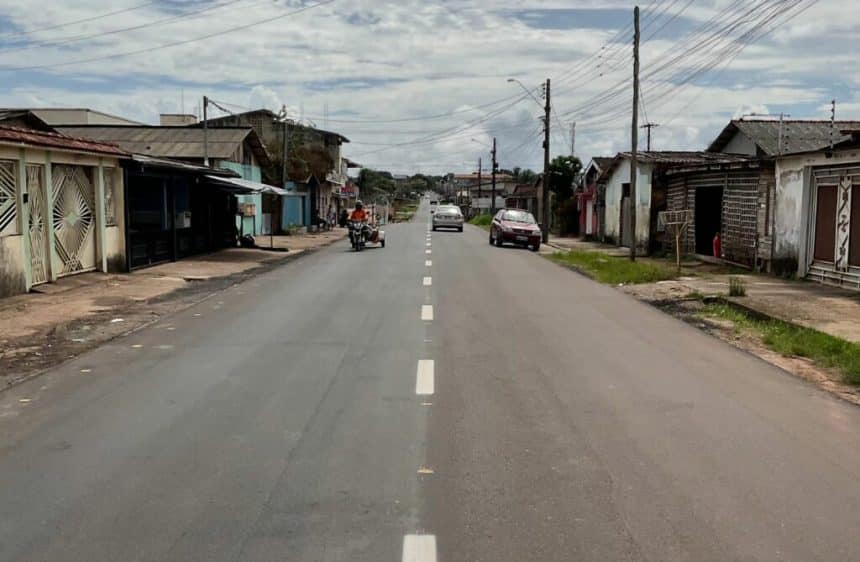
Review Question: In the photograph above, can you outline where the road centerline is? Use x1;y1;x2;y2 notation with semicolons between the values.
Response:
415;360;435;396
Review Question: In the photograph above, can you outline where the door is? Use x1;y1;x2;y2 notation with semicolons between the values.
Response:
814;184;837;262
850;184;860;267
52;165;97;277
586;201;594;235
27;165;48;285
695;185;723;256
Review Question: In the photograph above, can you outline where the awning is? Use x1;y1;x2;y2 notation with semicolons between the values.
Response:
205;175;288;196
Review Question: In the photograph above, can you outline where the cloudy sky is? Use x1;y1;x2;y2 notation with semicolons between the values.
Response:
0;0;853;175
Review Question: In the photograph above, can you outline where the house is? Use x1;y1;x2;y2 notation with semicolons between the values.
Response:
505;183;538;215
198;109;350;231
51;124;273;238
0;126;128;297
708;119;860;281
599;151;755;256
453;173;515;214
579;157;613;239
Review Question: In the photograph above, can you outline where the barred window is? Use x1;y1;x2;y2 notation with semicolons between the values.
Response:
103;168;117;226
0;160;18;236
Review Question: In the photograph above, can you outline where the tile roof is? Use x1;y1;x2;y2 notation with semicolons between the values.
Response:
0;125;128;156
708;119;860;156
54;125;270;166
599;151;756;181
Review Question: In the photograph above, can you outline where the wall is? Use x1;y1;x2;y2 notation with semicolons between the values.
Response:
0;235;26;298
219;161;267;235
776;148;860;273
721;131;758;155
603;158;652;250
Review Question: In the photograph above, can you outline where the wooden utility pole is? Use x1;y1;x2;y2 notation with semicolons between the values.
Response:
477;157;482;210
203;96;210;167
542;78;551;243
491;137;498;215
629;7;640;261
641;122;659;151
281;105;289;187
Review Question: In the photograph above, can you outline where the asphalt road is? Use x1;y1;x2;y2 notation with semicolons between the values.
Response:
1;199;860;561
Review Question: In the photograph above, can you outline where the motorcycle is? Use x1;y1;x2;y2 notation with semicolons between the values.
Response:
349;220;369;251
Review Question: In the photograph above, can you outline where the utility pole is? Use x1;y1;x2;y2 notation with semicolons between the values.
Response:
203;96;210;167
477;157;482;210
542;78;551;243
281;105;289;187
640;122;659;151
829;100;836;154
570;121;576;156
629;6;640;261
491;137;498;215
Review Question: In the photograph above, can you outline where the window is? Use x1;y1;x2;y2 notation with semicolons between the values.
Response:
0;160;18;236
103;168;117;226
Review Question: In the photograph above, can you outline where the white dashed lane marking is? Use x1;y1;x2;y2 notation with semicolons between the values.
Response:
421;305;434;321
425;260;432;267
403;534;437;562
426;250;432;255
415;360;435;395
423;277;432;286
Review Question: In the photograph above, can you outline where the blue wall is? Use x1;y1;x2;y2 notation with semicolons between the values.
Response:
219;162;267;235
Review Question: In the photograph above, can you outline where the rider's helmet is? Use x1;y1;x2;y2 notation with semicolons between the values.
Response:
355;200;364;209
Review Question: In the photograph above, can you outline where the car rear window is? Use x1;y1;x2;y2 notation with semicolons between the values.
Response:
438;206;461;214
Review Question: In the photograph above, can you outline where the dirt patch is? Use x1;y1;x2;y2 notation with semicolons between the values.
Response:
0;241;337;390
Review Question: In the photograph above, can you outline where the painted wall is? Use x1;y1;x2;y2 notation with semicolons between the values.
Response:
603;158;653;250
282;194;308;229
774;148;860;271
0;235;26;298
721;131;758;155
220;161;267;235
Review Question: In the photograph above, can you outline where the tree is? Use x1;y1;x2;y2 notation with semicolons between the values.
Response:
548;155;583;236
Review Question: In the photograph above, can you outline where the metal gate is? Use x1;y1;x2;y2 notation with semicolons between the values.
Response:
52;165;96;276
27;165;48;285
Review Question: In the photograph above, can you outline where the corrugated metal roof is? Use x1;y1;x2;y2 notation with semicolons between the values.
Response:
54;125;270;165
708;119;860;156
599;151;756;182
0;125;128;156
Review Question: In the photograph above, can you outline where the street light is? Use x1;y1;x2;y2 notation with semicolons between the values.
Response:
507;78;544;108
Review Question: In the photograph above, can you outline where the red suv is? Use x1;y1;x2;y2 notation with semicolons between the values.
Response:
489;209;541;252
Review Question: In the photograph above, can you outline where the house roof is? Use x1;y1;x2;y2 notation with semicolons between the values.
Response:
54;125;271;167
708;119;860;156
130;155;239;176
202;108;350;143
509;184;537;197
0;107;144;126
599;151;755;182
0;125;128;157
591;156;614;171
0;110;53;131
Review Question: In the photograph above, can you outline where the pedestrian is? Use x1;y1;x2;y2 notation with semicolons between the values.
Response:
339;208;349;228
327;206;336;231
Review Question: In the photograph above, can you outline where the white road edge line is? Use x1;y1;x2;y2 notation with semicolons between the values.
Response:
423;277;432;286
415;360;435;396
421;305;434;321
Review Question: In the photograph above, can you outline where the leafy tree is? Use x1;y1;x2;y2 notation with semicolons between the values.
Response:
548;155;582;202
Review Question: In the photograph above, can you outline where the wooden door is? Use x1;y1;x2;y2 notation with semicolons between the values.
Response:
814;185;837;262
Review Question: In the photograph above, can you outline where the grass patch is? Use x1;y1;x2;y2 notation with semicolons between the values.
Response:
728;276;747;297
550;250;677;285
701;302;860;385
468;214;492;231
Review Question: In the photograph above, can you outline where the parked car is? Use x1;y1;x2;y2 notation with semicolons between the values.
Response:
489;209;541;251
432;205;464;231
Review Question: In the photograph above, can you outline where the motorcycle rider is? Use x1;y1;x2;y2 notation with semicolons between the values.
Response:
349;200;372;246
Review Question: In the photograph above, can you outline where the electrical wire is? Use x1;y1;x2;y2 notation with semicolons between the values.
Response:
0;1;158;40
0;0;338;72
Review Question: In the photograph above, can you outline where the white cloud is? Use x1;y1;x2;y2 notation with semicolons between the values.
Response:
0;0;855;173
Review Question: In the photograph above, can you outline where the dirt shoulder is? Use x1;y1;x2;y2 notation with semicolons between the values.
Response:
0;231;346;390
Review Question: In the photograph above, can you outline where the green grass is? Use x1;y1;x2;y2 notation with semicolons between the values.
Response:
550;251;677;285
468;214;492;230
701;303;860;385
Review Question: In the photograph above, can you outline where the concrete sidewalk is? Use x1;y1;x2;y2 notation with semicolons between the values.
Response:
0;230;346;387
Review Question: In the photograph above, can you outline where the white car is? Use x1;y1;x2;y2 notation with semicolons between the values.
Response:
432;205;464;232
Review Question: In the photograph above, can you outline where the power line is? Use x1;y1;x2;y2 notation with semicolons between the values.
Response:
0;0;338;72
0;1;158;40
0;0;260;54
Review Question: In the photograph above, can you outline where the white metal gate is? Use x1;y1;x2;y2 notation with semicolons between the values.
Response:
52;165;96;276
27;165;48;285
